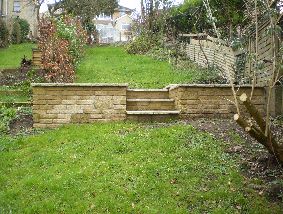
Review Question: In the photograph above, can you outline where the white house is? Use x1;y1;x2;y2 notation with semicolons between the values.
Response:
94;6;134;43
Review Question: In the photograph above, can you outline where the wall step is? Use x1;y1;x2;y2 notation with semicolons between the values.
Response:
127;110;180;122
127;110;180;115
127;89;169;99
127;99;175;111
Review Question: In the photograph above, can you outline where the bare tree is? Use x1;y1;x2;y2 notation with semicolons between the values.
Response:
203;0;283;163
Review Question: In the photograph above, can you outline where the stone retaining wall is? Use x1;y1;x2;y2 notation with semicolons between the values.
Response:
168;84;266;119
32;83;269;128
32;83;128;128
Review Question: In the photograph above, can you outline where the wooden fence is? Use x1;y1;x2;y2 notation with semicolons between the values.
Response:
245;19;281;86
180;27;282;86
180;34;237;81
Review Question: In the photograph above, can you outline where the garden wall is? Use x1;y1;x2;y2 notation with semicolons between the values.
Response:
32;83;128;128
168;84;266;119
32;83;271;128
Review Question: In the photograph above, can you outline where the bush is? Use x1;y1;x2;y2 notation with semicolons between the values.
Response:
0;19;9;48
126;34;160;54
38;16;87;83
11;19;21;44
11;18;30;44
56;16;87;66
18;18;30;42
0;105;17;135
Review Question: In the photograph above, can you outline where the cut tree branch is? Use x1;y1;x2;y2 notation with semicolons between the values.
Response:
239;93;266;132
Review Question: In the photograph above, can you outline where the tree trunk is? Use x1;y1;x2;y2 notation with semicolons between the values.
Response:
234;93;283;164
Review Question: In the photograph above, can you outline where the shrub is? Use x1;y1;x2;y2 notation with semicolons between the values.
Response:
11;19;21;44
56;16;87;66
146;47;170;61
38;16;87;83
18;18;30;42
0;105;17;135
126;33;159;54
0;18;9;48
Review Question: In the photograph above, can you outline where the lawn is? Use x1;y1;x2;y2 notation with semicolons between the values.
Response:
0;43;35;69
76;46;201;88
0;122;281;213
0;44;204;88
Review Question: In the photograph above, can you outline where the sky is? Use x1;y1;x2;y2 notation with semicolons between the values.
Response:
40;0;184;13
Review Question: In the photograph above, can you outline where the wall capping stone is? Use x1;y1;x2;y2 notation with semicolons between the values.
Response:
166;84;265;91
31;83;129;87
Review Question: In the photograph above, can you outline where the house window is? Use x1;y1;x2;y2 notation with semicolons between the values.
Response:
121;24;131;31
13;0;21;12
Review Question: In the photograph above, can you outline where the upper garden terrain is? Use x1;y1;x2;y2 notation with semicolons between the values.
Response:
0;0;282;213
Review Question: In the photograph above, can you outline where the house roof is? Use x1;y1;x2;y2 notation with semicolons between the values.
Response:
115;14;134;22
114;5;133;13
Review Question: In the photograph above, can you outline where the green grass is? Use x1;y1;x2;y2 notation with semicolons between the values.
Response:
0;86;29;103
1;44;204;88
0;43;35;69
76;46;201;88
0;94;29;103
0;122;281;213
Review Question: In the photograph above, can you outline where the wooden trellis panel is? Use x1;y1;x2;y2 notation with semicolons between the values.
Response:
245;20;280;86
184;37;236;80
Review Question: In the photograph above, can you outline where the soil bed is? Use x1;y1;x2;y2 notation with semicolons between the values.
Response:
187;118;283;203
0;67;45;86
9;114;33;136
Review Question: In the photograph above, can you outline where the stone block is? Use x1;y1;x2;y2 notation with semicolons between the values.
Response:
33;110;47;115
33;100;47;105
179;100;199;105
114;105;126;110
183;109;202;114
57;114;69;119
82;107;95;114
39;119;53;124
62;100;77;105
77;100;94;105
74;90;95;96
201;104;220;110
40;114;58;119
200;100;220;105
33;88;46;95
33;123;47;129
89;114;103;119
47;100;62;105
33;113;40;123
53;119;70;124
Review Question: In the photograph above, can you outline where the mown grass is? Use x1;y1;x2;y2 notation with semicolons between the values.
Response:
0;87;29;103
76;46;202;88
0;94;29;103
0;122;281;213
1;44;205;88
0;43;35;69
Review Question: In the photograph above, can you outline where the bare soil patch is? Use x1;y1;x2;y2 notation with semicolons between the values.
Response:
0;67;45;86
9;114;33;136
187;118;283;203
